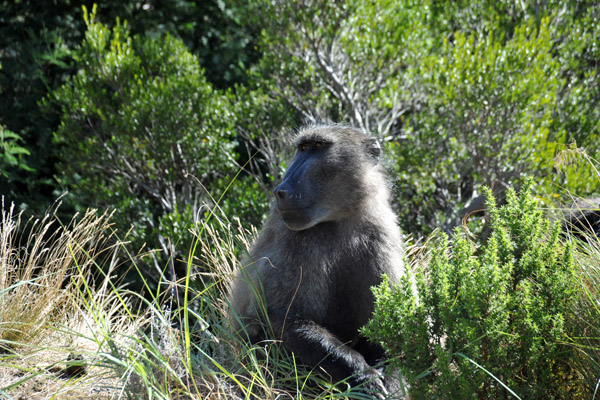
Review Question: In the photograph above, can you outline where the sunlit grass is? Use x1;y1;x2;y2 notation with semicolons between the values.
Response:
0;199;349;399
0;199;142;398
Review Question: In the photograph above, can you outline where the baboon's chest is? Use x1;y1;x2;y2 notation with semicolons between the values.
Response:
273;225;386;337
320;252;382;340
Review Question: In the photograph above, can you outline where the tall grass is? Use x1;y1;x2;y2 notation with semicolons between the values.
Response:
555;147;600;397
0;199;144;398
0;200;349;399
563;202;600;397
570;233;600;398
0;201;106;351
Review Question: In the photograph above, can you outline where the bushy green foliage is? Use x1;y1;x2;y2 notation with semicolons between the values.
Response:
3;0;599;241
50;6;255;271
244;0;431;138
245;0;600;237
394;17;563;234
363;181;583;399
0;0;257;219
0;1;76;213
0;125;33;181
551;3;600;196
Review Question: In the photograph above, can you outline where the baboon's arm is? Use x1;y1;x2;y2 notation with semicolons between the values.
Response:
273;317;387;396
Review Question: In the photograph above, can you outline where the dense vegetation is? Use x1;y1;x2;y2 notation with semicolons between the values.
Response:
364;181;582;398
1;1;599;399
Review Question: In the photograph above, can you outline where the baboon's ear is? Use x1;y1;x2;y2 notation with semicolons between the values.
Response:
364;137;381;164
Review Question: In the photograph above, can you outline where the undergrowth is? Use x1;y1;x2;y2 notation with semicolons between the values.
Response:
0;200;350;399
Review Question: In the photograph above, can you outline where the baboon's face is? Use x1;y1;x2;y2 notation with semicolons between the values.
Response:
274;128;380;231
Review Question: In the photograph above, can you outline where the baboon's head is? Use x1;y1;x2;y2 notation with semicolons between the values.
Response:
274;125;381;231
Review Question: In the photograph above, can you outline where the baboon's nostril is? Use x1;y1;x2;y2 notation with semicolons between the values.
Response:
275;189;288;200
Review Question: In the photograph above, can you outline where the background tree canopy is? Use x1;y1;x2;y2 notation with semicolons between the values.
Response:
1;0;599;278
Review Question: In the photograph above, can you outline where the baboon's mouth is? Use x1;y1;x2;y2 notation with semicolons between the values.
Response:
277;208;314;231
277;206;309;212
278;208;308;220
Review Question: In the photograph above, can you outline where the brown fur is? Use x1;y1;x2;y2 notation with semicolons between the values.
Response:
229;124;405;397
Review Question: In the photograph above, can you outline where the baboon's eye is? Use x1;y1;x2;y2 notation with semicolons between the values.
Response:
314;141;323;149
299;143;309;152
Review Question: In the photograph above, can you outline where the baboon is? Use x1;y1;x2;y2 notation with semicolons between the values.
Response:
229;124;405;397
564;197;600;239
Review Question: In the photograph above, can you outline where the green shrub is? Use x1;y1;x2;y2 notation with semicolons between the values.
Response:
50;6;249;272
363;180;584;399
0;125;33;181
243;0;432;138
245;1;600;238
393;17;563;235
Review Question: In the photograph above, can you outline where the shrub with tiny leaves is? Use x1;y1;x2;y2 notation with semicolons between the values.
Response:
50;6;252;273
363;179;583;399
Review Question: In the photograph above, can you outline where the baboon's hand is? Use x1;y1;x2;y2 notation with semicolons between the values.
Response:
354;369;388;399
364;378;388;399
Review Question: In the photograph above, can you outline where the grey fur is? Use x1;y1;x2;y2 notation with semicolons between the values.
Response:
229;124;405;397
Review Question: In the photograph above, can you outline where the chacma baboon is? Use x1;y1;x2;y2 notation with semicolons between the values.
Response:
229;124;405;397
564;197;600;239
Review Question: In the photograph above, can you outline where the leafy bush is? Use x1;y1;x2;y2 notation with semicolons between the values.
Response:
393;17;563;235
243;0;431;138
0;125;33;181
243;0;600;238
0;2;76;214
51;6;248;272
363;180;584;399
